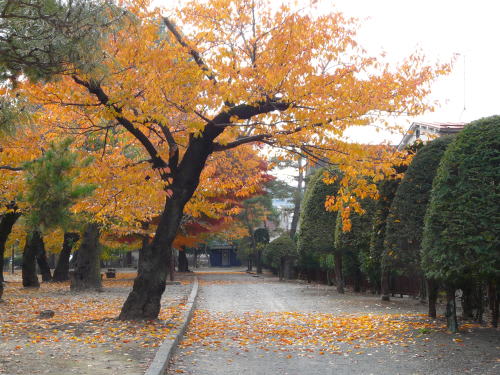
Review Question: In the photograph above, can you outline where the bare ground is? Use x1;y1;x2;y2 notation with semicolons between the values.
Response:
0;271;195;375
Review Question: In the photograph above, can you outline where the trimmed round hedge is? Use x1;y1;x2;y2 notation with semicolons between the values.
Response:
264;234;297;269
368;176;402;285
421;116;500;284
335;198;376;279
384;136;455;274
297;168;340;266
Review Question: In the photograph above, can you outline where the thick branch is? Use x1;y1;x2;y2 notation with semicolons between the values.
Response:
0;165;23;171
212;101;290;126
163;17;235;108
213;134;271;151
163;17;216;82
151;119;179;173
212;105;322;151
72;76;168;170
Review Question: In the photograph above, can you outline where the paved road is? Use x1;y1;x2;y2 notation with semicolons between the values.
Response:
167;269;499;375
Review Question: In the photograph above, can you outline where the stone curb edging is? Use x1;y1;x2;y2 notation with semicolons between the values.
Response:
144;276;199;375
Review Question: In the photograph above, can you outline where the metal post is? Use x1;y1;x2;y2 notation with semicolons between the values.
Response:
11;240;18;274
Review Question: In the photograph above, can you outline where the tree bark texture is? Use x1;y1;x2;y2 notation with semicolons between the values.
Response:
334;252;344;294
178;249;189;272
419;277;427;302
0;211;20;283
473;282;484;323
70;223;102;291
138;236;149;275
256;249;262;274
35;237;52;282
461;284;474;320
427;278;438;318
381;269;391;301
488;282;495;311
491;282;499;328
289;156;303;239
22;231;41;288
278;257;284;281
48;253;56;268
283;256;295;280
124;251;133;267
53;232;79;282
445;287;459;333
119;130;220;320
326;269;333;286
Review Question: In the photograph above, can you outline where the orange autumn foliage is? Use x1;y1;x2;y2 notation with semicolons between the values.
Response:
11;0;451;232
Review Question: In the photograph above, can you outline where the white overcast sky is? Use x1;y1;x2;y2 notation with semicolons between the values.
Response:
154;0;500;143
329;0;500;142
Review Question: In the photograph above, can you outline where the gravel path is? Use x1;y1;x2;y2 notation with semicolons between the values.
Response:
167;268;499;375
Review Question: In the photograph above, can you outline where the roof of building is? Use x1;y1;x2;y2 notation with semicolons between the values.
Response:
397;121;467;150
410;121;466;132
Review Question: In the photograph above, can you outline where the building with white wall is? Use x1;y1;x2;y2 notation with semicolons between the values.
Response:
397;122;466;150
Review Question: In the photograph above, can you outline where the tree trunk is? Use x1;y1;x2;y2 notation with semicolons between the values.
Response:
488;282;495;311
445;287;459;333
381;269;390;301
119;115;229;320
53;232;79;282
35;236;52;282
353;267;362;293
22;231;41;288
283;256;294;280
427;279;438;318
178;249;189;272
193;248;198;268
461;284;474;320
279;257;284;281
69;249;78;268
256;249;262;274
125;251;133;267
138;235;149;274
326;269;333;286
334;252;344;294
491;282;499;328
473;281;484;323
247;225;257;273
119;163;208;319
70;223;101;291
419;276;427;303
289;156;303;239
48;253;56;268
119;194;182;319
0;211;20;283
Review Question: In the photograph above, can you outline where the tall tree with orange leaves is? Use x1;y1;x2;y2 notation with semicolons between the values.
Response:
18;0;451;319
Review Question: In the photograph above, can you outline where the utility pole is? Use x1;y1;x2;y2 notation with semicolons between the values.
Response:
11;239;19;274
